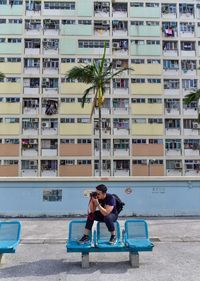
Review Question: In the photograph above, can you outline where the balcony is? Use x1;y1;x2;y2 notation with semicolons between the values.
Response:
94;2;110;18
42;78;58;95
25;20;42;36
41;140;58;156
113;140;129;157
94;21;110;37
184;142;200;157
112;3;127;18
25;39;41;55
112;20;128;36
41;120;58;136
112;40;128;56
43;20;59;36
41;99;58;116
181;42;195;57
161;4;177;19
113;119;129;136
22;139;38;156
41;160;57;177
22;119;39;136
166;161;183;176
112;100;129;115
165;140;182;156
25;1;41;17
43;59;59;75
165;122;181;135
43;39;59;55
113;160;130;177
23;78;40;95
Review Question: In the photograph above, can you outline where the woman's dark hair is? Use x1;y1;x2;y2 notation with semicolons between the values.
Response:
96;184;107;193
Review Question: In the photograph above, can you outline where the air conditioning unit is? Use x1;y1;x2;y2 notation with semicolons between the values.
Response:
112;42;119;48
192;122;200;129
30;139;37;144
175;162;182;169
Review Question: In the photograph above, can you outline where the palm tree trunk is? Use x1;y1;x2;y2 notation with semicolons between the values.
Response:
98;107;102;177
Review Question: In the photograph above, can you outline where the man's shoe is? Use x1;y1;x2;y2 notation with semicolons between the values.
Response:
109;235;117;245
78;234;90;244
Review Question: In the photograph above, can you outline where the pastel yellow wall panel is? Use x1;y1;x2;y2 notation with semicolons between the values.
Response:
61;63;86;74
60;103;92;115
131;64;162;75
0;103;20;114
0;124;20;135
0;83;21;94
131;84;163;95
131;104;163;115
61;83;91;94
60;124;92;135
132;124;163;136
0;63;21;74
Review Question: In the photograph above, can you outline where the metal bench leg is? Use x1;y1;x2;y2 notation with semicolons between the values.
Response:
0;254;3;264
129;252;139;268
81;253;89;268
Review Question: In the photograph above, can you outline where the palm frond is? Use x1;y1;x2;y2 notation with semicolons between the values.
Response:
81;86;95;108
183;90;200;104
66;65;96;84
90;90;98;120
0;72;5;79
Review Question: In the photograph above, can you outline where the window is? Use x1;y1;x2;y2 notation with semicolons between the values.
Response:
60;139;75;144
146;40;160;45
61;58;75;63
78;40;109;48
130;2;143;7
77;139;91;144
61;98;75;103
77;160;91;165
148;98;162;104
147;79;161;84
131;78;145;83
77;118;90;124
43;189;62;202
78;20;92;25
60;118;75;123
62;20;76;25
7;57;21;62
132;139;146;144
149;139;163;144
148;118;162;124
131;98;145;103
44;2;75;10
0;0;7;4
131;21;144;26
60;160;75;165
131;59;145;64
5;138;19;144
146;3;159;7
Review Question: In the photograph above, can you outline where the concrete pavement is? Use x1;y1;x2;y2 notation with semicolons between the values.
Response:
0;217;200;281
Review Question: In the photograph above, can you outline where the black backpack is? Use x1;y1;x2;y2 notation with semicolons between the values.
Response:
112;194;125;214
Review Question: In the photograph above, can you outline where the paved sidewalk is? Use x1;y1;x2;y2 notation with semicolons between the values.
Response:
0;217;200;281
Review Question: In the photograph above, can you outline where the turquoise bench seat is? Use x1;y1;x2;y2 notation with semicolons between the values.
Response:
66;219;154;268
0;221;21;262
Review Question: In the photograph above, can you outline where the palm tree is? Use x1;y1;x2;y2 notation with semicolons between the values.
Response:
66;43;132;176
0;72;4;80
183;90;200;123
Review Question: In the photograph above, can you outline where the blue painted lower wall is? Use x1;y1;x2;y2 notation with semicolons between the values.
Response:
0;179;199;216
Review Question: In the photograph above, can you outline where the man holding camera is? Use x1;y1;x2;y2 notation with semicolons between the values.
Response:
79;184;118;245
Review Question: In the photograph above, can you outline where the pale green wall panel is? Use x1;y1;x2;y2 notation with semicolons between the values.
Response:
0;24;23;35
61;25;93;36
130;44;161;56
60;38;77;55
130;26;160;37
77;0;93;16
130;7;160;18
0;43;23;54
0;5;24;16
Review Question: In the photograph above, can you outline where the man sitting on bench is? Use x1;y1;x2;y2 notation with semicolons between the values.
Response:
79;184;118;245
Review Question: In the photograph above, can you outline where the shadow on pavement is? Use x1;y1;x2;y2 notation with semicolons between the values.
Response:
0;259;131;277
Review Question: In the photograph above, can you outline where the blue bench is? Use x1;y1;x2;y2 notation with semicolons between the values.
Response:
66;219;154;268
0;221;21;263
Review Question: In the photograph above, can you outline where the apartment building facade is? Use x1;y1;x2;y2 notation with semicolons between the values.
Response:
0;0;200;177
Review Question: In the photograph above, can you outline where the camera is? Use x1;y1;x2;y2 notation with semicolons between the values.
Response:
90;191;97;198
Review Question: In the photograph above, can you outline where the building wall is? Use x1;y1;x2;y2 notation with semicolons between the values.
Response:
0;0;199;177
0;178;199;216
